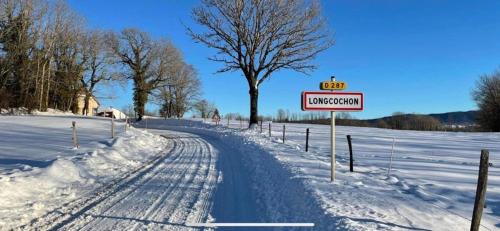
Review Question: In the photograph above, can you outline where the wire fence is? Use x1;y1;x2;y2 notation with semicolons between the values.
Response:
211;118;499;230
219;119;500;167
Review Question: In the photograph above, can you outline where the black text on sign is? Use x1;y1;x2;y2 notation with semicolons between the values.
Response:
301;91;364;111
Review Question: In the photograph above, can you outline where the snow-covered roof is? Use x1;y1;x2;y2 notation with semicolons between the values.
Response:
98;107;128;119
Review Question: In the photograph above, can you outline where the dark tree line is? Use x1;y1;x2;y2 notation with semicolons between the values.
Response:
0;0;89;112
0;0;201;119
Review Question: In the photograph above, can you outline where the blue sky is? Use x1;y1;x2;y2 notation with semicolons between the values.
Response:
68;0;500;119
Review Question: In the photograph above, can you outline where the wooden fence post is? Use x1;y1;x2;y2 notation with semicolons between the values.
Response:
269;123;271;137
125;117;128;132
240;118;242;129
227;117;230;127
72;121;78;148
260;120;263;133
347;135;353;172
282;124;286;143
387;137;396;176
111;117;115;138
305;128;310;152
471;149;489;231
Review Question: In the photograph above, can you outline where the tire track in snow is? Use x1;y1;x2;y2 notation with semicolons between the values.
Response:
71;137;192;230
128;137;208;230
20;141;178;231
150;138;216;226
63;134;216;230
25;131;219;231
184;140;218;224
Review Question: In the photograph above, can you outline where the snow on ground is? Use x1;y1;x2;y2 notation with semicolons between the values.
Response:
2;115;498;230
198;118;500;230
0;115;168;230
136;119;338;230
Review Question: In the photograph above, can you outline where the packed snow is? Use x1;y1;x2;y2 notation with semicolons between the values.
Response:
217;119;500;230
0;115;168;229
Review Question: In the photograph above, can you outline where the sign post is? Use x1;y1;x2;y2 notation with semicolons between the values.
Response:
301;77;363;182
330;76;336;182
331;109;335;181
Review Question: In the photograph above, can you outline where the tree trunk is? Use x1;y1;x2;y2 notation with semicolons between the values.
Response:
134;78;148;121
44;64;51;111
83;93;90;116
249;87;259;128
136;94;146;121
39;62;46;111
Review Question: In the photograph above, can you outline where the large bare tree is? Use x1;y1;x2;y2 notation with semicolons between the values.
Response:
157;63;201;118
188;0;333;127
80;30;114;115
472;69;500;131
108;29;176;121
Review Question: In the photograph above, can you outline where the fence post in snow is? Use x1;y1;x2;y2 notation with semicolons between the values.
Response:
111;117;115;138
347;135;354;172
305;128;310;152
240;118;242;129
387;137;396;176
471;149;489;231
125;117;128;132
269;123;271;137
260;120;263;133
282;125;286;143
227;117;230;127
72;121;78;148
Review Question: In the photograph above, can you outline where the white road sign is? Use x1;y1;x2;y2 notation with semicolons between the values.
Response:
301;91;363;111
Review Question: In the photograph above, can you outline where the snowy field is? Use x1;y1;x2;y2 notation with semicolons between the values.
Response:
0;115;168;229
209;118;500;230
1;115;499;230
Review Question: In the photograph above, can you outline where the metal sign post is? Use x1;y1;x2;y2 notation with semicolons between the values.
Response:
330;110;336;181
330;76;336;182
301;75;364;182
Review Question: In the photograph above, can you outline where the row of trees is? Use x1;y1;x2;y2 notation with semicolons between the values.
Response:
271;109;444;131
0;0;202;120
0;0;96;112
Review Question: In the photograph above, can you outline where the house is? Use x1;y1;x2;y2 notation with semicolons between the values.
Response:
76;93;100;116
97;107;128;119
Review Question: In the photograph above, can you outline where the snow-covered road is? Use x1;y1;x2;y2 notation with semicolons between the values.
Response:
23;130;218;230
22;122;328;231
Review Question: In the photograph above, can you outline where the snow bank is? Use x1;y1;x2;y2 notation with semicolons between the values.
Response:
0;116;168;229
0;108;74;116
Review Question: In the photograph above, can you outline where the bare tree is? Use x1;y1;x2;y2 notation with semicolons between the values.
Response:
107;28;171;121
188;0;333;127
80;30;114;115
472;69;500;131
157;63;201;118
276;108;286;122
193;99;216;118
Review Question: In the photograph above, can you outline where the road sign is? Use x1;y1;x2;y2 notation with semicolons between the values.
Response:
320;81;347;90
301;91;363;111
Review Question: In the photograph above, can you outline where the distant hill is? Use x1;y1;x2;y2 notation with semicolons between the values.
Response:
427;110;477;124
286;110;478;131
367;110;477;125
